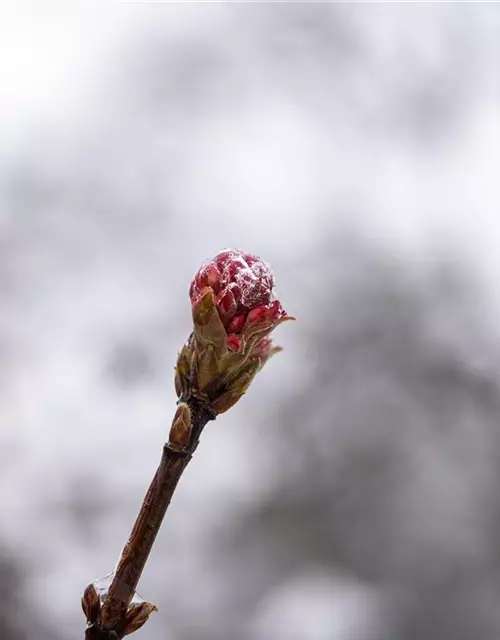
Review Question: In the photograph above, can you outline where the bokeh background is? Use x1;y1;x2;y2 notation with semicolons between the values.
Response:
2;3;500;639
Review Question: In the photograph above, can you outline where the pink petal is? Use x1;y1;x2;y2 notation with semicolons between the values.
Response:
247;305;268;324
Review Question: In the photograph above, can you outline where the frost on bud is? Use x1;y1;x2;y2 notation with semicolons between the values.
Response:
176;249;294;414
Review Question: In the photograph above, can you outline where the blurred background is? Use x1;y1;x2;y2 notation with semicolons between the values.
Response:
2;3;500;639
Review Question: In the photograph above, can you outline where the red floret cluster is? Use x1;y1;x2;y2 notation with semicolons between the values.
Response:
189;249;287;352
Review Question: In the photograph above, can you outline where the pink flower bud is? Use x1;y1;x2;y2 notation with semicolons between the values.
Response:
216;288;237;317
226;314;246;334
181;248;294;414
190;248;287;329
246;305;268;325
226;335;242;352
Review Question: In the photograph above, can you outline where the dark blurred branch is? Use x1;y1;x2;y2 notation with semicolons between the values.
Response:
82;397;215;639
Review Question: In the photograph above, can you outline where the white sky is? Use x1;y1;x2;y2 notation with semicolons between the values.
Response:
0;4;135;147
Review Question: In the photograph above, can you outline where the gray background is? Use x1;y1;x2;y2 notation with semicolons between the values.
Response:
2;3;500;639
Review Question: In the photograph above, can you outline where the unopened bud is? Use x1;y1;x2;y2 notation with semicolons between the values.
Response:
167;403;192;452
123;602;158;637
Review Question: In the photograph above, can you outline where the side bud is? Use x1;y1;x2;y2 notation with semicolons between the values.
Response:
122;602;159;637
167;403;192;452
81;583;101;625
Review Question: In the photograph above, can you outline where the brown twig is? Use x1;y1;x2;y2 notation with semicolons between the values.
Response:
83;396;215;639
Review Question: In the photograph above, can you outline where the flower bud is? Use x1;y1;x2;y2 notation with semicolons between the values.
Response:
176;249;294;414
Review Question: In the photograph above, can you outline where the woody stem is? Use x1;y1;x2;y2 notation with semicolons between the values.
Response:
84;397;214;639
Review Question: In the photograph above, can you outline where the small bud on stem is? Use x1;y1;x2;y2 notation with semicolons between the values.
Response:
177;249;294;414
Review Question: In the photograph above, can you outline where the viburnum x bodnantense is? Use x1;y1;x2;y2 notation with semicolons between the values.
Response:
175;248;294;415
